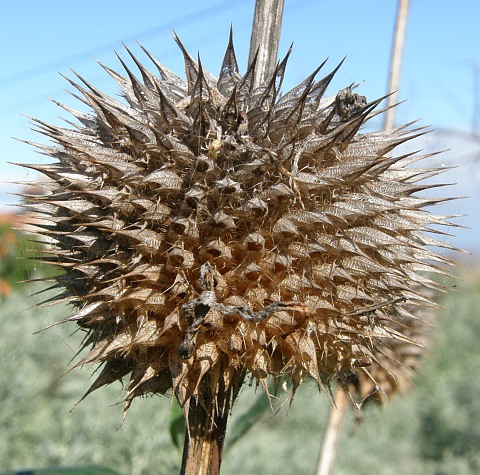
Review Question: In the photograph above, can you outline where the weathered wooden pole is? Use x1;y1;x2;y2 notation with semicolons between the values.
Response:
248;0;285;89
315;389;349;475
383;0;411;130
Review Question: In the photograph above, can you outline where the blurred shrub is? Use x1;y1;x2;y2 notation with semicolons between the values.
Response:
0;467;121;475
0;224;55;296
1;223;479;474
416;287;480;473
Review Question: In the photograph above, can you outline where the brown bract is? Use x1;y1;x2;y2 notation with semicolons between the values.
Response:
22;31;457;418
347;294;436;405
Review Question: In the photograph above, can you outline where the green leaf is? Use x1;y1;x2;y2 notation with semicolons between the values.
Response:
226;392;272;449
0;466;122;475
169;398;186;449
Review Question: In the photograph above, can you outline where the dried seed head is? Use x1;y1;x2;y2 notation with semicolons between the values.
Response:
347;291;436;404
22;31;457;416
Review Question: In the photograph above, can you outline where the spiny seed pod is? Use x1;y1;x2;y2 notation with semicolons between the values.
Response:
21;30;456;418
348;291;437;404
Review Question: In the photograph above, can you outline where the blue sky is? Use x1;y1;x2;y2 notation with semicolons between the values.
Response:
1;0;479;253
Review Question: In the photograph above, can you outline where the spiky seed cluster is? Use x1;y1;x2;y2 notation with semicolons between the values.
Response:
349;294;435;404
23;31;455;414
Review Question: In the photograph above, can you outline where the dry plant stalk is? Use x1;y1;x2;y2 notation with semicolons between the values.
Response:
384;0;411;130
316;297;437;475
20;28;457;473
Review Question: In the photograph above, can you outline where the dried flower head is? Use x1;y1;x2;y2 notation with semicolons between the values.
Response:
22;31;456;417
348;293;436;404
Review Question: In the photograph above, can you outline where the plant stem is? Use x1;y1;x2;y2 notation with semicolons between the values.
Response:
315;388;349;475
180;365;245;475
180;394;228;475
248;0;285;90
383;0;411;130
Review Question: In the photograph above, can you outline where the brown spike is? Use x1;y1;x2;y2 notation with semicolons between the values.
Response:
115;51;147;105
310;57;346;106
67;69;104;97
137;41;186;92
237;47;259;99
122;42;156;89
75;359;136;406
279;62;326;111
278;63;327;134
247;44;295;137
217;25;241;95
173;31;198;92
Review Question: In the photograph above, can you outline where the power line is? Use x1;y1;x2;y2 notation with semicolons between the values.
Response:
0;0;316;119
1;0;315;90
0;28;233;118
0;0;242;89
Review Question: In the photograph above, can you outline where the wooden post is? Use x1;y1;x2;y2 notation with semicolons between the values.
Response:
315;388;349;475
248;0;286;90
383;0;411;130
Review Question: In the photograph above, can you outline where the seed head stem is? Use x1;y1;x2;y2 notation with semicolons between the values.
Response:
180;362;245;475
248;0;285;89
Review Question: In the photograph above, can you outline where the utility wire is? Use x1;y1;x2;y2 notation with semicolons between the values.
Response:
0;0;314;119
0;0;241;89
1;0;313;91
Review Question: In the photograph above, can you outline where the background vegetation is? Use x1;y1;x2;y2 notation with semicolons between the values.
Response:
0;228;479;475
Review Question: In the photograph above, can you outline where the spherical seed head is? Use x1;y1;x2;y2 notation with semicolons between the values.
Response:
349;294;436;404
23;31;457;415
